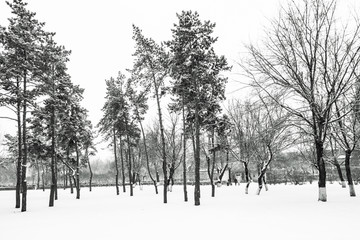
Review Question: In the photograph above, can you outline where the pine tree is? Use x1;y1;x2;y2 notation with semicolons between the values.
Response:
167;11;230;205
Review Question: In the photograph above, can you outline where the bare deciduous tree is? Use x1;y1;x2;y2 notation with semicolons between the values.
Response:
243;0;360;201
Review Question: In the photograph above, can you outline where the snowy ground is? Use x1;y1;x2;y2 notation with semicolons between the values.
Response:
1;183;359;240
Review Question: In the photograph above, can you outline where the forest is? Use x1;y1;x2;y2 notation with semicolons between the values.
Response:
1;0;360;213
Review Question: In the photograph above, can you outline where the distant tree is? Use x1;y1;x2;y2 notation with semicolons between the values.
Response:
168;11;230;205
98;73;127;195
251;96;292;195
227;99;257;194
243;0;360;201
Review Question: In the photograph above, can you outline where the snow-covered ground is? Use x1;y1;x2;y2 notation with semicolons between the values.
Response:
1;183;359;240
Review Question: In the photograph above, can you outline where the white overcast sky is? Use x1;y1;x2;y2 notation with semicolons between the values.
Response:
0;0;358;156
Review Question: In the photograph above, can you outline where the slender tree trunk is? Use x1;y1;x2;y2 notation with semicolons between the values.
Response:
194;104;201;206
119;137;126;193
69;173;74;194
21;69;28;212
88;153;93;192
344;150;356;197
182;101;188;202
49;103;56;207
15;77;22;208
41;160;45;192
154;88;167;204
34;157;40;190
63;166;67;190
126;133;133;196
333;160;346;188
55;155;58;200
244;162;251;194
113;127;119;195
75;141;80;199
136;105;158;194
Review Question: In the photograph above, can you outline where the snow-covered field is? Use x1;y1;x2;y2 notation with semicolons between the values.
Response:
1;183;359;240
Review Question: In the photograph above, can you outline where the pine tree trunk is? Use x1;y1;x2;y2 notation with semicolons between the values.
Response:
75;141;80;199
344;150;356;197
49;104;56;207
113;128;119;195
182;101;188;202
16;78;22;208
154;87;167;204
119;137;126;193
21;69;28;212
126;133;133;197
194;105;201;206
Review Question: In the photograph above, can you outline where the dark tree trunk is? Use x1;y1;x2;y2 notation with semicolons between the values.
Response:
49;103;56;207
344;150;356;197
316;140;327;201
15;77;22;208
155;90;168;204
69;174;74;194
119;137;126;193
194;105;201;206
333;159;346;188
126;133;133;196
182;100;188;202
244;162;251;194
88;154;93;192
207;130;216;197
21;70;28;212
113;128;119;195
75;141;80;199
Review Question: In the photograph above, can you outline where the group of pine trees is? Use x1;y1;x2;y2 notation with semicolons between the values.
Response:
0;0;94;212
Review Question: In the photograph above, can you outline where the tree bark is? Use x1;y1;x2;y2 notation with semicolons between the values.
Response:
119;137;126;193
182;100;188;202
126;133;133;196
16;77;22;208
194;104;201;206
49;101;56;207
75;141;80;199
21;69;28;212
88;153;93;192
154;87;168;204
316;140;327;202
344;150;356;197
113;127;119;195
333;160;346;188
244;162;251;194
